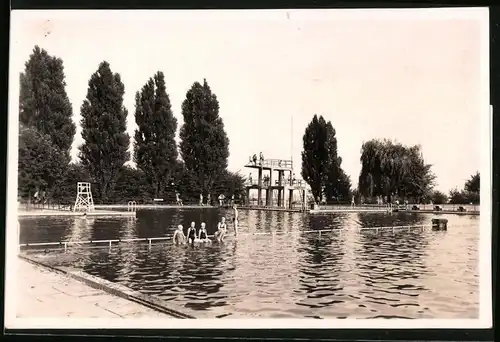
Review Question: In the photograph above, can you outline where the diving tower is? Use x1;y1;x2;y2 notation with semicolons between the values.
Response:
244;158;307;210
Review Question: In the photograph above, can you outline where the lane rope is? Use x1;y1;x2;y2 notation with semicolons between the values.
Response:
19;223;477;249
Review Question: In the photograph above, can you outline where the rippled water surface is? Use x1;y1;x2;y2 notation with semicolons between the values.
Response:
20;208;480;319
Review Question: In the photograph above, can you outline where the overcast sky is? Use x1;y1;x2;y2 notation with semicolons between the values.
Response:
10;9;488;192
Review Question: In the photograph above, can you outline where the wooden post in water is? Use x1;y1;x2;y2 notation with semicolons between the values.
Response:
277;171;283;207
246;187;250;205
257;167;263;206
267;168;274;206
301;189;306;211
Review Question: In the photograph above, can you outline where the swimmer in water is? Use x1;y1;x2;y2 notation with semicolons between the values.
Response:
186;221;197;244
214;217;227;242
172;225;186;245
232;204;239;237
197;222;211;243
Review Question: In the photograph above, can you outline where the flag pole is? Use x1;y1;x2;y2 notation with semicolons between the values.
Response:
291;115;293;171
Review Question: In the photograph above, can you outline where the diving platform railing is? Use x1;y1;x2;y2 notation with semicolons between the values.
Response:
19;223;476;251
245;158;293;170
246;178;306;188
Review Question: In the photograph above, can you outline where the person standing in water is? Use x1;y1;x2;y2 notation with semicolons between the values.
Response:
176;192;183;206
186;221;197;244
199;193;204;206
173;225;186;245
214;217;227;242
232;204;239;237
198;222;211;243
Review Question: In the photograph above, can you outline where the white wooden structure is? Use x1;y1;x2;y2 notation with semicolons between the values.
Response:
73;182;95;212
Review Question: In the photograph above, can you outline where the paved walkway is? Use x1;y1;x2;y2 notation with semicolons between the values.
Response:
17;258;169;318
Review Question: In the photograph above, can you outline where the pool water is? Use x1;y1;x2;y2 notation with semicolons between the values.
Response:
20;208;480;319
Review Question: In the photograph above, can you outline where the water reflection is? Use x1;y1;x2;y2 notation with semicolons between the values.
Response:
62;216;94;243
353;228;430;319
19;208;480;319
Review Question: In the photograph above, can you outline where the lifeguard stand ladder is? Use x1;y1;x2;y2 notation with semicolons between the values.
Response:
73;182;95;212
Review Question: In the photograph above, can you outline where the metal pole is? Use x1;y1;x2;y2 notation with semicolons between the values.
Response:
291;115;293;167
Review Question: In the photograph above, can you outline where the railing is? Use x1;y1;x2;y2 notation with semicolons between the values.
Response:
19;223;478;251
246;198;305;209
19;201;73;211
246;178;305;187
317;203;480;213
246;158;293;169
127;201;137;212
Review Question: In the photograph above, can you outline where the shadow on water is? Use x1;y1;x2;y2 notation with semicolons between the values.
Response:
19;208;480;319
355;211;429;228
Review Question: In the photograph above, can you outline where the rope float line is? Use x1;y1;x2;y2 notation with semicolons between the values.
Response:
19;223;477;250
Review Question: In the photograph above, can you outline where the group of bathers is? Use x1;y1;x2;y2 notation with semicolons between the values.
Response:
172;217;231;245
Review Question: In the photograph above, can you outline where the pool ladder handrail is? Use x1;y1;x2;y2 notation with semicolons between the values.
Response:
127;201;137;212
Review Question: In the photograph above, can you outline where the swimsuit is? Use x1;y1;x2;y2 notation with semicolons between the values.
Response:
188;228;196;241
173;232;184;244
200;230;208;239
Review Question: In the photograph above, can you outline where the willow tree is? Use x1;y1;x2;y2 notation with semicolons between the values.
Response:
358;139;435;202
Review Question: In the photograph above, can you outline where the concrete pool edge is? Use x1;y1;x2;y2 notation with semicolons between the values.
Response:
18;254;196;319
18;210;137;217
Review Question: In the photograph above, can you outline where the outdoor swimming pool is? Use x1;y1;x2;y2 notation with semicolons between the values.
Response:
19;208;480;319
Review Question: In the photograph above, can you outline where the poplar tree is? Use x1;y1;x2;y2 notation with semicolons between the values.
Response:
134;72;178;198
79;61;130;202
179;79;229;194
19;45;76;155
301;115;349;203
301;115;329;204
323;121;351;201
18;46;76;199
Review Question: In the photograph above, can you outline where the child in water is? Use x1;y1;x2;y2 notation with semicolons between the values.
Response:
186;222;197;244
196;222;211;243
172;225;186;245
214;217;227;242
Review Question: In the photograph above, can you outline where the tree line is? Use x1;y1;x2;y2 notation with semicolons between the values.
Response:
18;46;244;205
18;46;480;207
300;115;480;205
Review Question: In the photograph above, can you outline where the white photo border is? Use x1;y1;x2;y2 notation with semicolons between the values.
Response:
5;7;492;330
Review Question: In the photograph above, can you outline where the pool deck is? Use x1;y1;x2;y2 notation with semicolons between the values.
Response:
17;205;479;217
17;209;136;217
94;204;218;209
17;254;195;319
16;257;171;319
310;208;479;215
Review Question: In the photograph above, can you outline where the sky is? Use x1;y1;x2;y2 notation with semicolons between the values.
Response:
10;9;489;192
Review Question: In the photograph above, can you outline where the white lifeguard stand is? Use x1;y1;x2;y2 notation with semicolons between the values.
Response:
73;182;95;212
